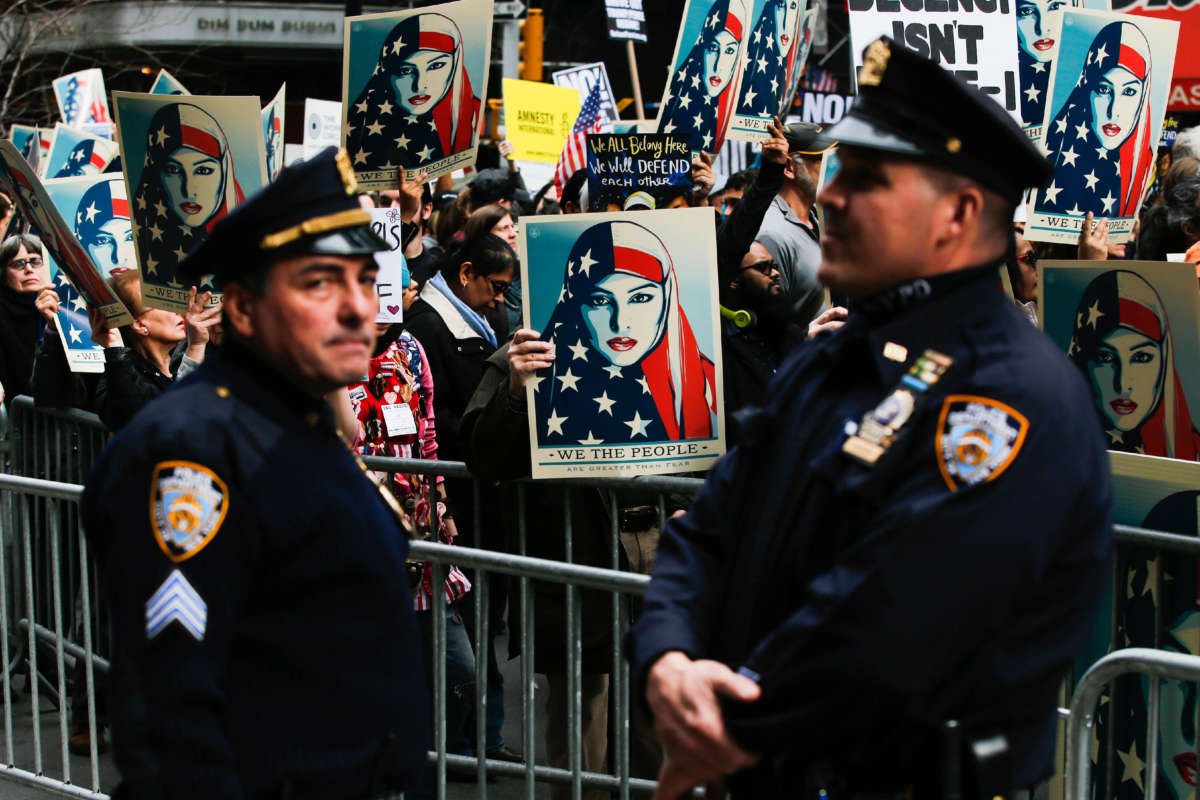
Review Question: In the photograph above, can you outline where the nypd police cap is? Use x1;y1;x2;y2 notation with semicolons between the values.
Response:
826;37;1052;203
179;146;387;284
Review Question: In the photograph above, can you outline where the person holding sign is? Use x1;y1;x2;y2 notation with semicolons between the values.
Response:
629;38;1112;798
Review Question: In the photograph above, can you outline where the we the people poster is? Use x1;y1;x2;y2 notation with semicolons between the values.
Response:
520;208;725;478
1038;260;1200;461
41;124;119;180
1025;9;1178;244
728;0;819;141
113;92;267;313
43;173;136;372
262;83;287;181
342;0;493;186
1015;0;1111;140
655;0;754;154
1088;452;1200;800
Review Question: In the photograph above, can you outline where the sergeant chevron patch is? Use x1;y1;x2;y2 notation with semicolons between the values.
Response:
935;395;1029;492
145;569;207;641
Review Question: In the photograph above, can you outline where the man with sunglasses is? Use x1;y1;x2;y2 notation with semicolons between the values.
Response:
754;122;834;328
630;39;1112;798
719;242;805;442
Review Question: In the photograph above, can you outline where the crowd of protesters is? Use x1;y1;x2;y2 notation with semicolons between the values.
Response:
1;110;1197;791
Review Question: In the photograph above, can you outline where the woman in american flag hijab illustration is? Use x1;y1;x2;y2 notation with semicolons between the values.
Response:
346;13;480;173
535;220;717;446
75;176;134;279
1068;269;1200;460
735;0;807;120
657;0;752;154
133;103;244;287
1039;21;1155;218
1015;0;1075;130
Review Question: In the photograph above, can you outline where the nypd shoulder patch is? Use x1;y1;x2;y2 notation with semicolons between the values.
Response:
145;569;207;641
935;395;1029;492
150;461;228;563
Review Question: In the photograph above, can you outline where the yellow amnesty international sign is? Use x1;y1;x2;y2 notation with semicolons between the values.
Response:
502;78;580;164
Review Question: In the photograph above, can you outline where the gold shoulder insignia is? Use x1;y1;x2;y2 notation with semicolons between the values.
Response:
335;148;360;196
859;39;892;87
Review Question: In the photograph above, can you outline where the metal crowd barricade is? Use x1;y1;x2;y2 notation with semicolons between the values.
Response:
0;397;706;799
1066;648;1200;800
8;399;1200;799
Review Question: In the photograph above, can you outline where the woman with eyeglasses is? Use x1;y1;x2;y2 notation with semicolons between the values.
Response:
404;228;522;766
464;203;521;340
0;234;50;409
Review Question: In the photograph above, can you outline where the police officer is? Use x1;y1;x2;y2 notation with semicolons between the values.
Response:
80;148;429;799
628;40;1113;798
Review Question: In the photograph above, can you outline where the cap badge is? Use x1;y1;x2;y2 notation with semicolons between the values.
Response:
335;148;360;196
946;137;963;154
859;39;891;87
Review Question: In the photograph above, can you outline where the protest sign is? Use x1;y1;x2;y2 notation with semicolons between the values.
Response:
552;63;619;123
1039;260;1200;460
1080;451;1200;797
262;83;286;182
502;79;581;164
796;90;855;125
43;172;133;372
303;98;341;160
656;0;754;155
369;208;411;324
847;0;1021;120
343;0;493;187
585;133;691;211
605;0;648;42
1015;0;1110;138
0;140;131;327
150;69;190;96
53;69;111;127
520;208;725;478
43;259;105;373
729;0;820;140
1026;9;1178;244
42;124;119;179
113;93;267;313
9;125;41;170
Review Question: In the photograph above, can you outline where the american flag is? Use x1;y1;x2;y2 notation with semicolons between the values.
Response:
800;67;839;94
554;79;604;193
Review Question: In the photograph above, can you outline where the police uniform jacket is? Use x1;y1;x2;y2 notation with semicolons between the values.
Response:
81;340;430;800
628;262;1113;793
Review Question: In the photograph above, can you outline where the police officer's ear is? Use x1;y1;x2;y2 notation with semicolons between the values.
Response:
932;177;988;249
220;280;258;340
